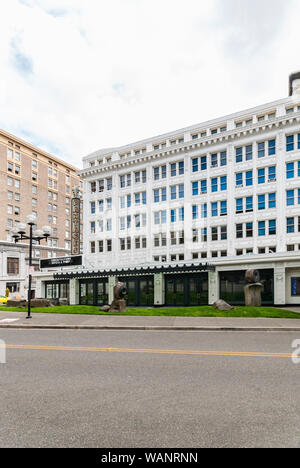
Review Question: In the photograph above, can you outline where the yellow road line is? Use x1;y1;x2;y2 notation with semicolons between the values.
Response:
1;344;293;358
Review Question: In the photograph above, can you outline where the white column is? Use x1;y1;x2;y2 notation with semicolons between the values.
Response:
108;275;118;303
274;264;286;305
208;270;219;305
69;278;79;305
154;273;164;305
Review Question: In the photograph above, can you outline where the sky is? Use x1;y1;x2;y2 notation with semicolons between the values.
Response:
0;0;300;168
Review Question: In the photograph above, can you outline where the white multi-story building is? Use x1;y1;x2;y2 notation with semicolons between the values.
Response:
39;73;300;307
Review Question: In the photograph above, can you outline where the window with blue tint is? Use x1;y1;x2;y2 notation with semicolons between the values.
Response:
202;228;207;242
298;189;300;205
286;135;294;152
246;196;253;212
179;207;184;221
107;198;112;209
258;221;265;236
178;184;184;198
201;156;207;171
211;178;218;192
142;192;147;204
179;161;184;175
107;219;112;231
245;171;253;186
268;193;276;208
220;151;227;166
127;195;131;207
201;203;207;218
154;212;160;224
201;180;207;193
236;173;243;186
161;187;166;201
211;202;218;217
161;210;167;223
269;219;276;235
220;176;227;191
135;193;140;205
90;201;95;214
298;161;300;177
192;158;198;173
192;181;198;196
98;200;104;212
258;142;265;158
171;186;176;200
192;205;198;220
236;147;243;163
154;190;159;203
127;215;131;228
246;145;253;161
268;139;276;156
287;190;295;206
154;167;159;180
211;153;218;168
161;166;166;179
120;197;125;209
268;166;276;181
258;168;265;184
171;209;176;223
236;198;243;213
298;133;300;150
258;194;265;210
170;163;176;177
287;217;295;233
220;200;227;216
286;162;294;179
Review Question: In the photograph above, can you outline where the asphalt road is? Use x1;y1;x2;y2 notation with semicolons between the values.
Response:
0;329;299;448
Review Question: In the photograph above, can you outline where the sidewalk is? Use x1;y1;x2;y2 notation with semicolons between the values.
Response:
0;310;300;331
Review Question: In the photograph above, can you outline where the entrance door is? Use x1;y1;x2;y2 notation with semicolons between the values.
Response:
165;274;208;306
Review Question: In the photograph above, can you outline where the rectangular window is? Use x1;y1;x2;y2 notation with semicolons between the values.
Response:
268;139;276;156
286;135;294;152
246;196;253;212
287;217;295;233
258;168;265;184
246;171;253;186
258;221;266;236
286;162;294;179
220;151;227;166
268;166;276;181
236;198;243;214
258;142;265;158
220;200;227;216
268;192;276;208
236;147;243;163
236;173;243;187
269;219;276;235
220;176;227;191
192;158;198;173
246;145;253;161
211;153;218;168
201;203;208;218
220;225;227;240
236;224;243;239
246;222;253;238
192;181;198;196
201;156;207;171
211;202;218;217
287;190;295;206
258;194;265;210
211;178;218;192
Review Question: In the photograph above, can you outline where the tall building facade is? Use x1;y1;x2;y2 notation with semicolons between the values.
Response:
0;129;82;296
38;73;300;306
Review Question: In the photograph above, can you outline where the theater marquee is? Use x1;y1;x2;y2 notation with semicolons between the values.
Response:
71;186;81;255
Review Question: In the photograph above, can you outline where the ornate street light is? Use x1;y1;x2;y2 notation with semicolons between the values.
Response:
11;215;51;319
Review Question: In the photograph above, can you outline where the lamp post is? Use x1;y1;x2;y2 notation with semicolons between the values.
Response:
11;215;51;319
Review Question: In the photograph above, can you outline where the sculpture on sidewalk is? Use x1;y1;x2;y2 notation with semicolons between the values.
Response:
100;282;127;313
244;269;263;307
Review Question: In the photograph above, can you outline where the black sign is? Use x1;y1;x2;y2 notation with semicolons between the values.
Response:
40;256;82;269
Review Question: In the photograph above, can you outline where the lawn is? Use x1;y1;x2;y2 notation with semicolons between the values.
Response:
1;305;300;319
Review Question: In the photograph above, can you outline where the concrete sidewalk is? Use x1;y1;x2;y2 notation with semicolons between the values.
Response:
0;310;300;331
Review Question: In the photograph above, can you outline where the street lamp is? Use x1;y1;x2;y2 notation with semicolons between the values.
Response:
11;215;51;319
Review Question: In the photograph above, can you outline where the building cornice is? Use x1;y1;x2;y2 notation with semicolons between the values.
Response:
79;111;300;178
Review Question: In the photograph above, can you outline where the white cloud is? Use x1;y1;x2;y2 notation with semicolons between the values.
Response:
0;0;299;167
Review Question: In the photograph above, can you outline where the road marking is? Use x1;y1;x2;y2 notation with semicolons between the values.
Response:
0;319;19;323
1;344;293;359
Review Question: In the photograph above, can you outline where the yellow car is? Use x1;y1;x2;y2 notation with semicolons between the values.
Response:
0;295;9;304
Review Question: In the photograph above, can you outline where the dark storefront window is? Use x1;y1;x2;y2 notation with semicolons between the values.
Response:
119;276;154;307
45;281;69;300
79;280;108;306
165;273;208;306
220;269;274;305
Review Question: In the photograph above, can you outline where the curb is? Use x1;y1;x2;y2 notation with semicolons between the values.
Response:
1;324;300;332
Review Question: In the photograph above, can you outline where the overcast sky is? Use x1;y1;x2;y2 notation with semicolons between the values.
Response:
1;0;299;167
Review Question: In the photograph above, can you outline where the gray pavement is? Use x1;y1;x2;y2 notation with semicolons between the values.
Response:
0;328;299;448
0;309;300;331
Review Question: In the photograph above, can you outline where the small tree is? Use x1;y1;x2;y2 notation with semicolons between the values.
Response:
5;287;9;298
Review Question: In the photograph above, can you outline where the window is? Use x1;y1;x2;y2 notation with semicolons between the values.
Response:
220;226;227;240
258;168;265;184
287;190;295;206
7;257;19;275
220;200;227;216
269;192;276;208
268;166;276;181
246;145;253;161
236;173;243;187
211;178;218;192
287;217;295;233
246;196;253;212
258;221;266;236
236;224;243;238
258;194;265;210
286;162;294;179
258;142;265;158
269;219;276;235
236;147;243;163
246;171;253;186
246;223;253;238
286;135;294;152
236;198;243;214
211;202;218;217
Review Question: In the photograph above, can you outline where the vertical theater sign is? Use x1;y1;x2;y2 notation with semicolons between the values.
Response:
71;186;81;256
